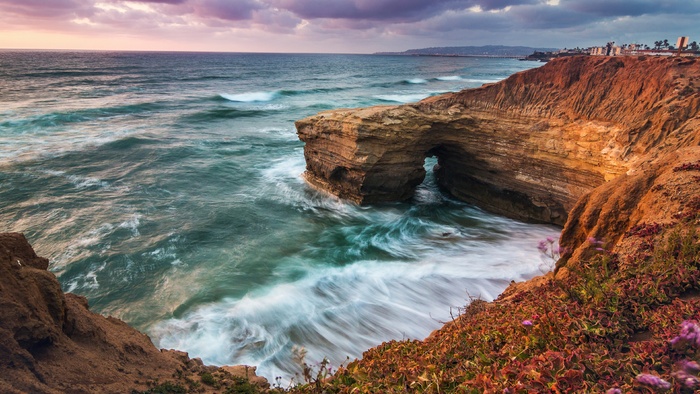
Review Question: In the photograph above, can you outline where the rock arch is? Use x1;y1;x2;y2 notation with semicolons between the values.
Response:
296;56;700;226
296;105;576;225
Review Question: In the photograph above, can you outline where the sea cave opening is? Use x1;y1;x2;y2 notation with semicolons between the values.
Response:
411;148;445;204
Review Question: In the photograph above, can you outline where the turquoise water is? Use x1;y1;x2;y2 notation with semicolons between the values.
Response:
0;51;556;381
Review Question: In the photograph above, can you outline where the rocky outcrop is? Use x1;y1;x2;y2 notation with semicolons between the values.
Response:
296;56;700;225
557;145;700;271
0;233;268;393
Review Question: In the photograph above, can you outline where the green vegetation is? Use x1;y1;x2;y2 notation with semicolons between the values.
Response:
290;217;700;393
225;376;265;394
200;372;217;387
136;382;188;394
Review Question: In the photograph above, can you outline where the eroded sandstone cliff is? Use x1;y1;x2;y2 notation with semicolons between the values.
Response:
296;56;700;225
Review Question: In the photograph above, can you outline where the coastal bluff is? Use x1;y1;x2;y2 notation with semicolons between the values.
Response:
296;56;700;226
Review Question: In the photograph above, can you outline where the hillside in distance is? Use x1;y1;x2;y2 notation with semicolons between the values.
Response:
375;45;559;56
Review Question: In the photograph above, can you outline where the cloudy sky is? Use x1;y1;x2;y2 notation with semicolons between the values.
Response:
1;0;698;53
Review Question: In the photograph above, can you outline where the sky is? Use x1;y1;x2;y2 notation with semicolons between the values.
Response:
0;0;699;53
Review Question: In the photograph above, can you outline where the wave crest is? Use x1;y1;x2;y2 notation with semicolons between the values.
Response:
436;76;463;81
219;91;279;102
375;93;431;103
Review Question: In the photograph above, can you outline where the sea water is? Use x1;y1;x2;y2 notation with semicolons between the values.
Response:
0;51;555;381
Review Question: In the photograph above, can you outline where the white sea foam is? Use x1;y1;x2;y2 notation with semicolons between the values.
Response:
464;78;502;84
41;170;110;190
151;221;560;384
50;222;116;273
407;78;428;84
118;214;142;238
436;75;463;81
0;128;139;165
220;91;279;102
375;93;431;103
65;261;106;292
261;155;306;184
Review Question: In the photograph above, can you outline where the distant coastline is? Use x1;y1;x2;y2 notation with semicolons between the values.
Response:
375;45;559;58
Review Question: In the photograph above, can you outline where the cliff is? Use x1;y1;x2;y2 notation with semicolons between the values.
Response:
296;56;700;225
290;56;700;393
0;233;268;393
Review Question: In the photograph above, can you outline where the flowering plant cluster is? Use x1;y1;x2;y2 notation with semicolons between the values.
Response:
635;373;671;391
670;321;700;348
673;161;700;172
537;236;564;273
672;359;700;389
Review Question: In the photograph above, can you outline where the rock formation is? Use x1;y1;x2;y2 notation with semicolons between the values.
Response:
0;233;268;393
297;56;700;225
291;56;700;393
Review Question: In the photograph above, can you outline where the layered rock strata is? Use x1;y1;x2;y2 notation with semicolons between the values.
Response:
296;56;700;225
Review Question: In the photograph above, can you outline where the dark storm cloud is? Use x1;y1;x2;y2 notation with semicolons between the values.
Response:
190;0;262;21
266;0;543;21
474;0;538;11
266;0;465;21
513;3;598;29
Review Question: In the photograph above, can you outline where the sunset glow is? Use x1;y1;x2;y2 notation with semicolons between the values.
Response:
1;0;698;53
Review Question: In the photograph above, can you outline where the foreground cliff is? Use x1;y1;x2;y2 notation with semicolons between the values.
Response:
297;56;700;225
0;233;269;393
290;57;700;392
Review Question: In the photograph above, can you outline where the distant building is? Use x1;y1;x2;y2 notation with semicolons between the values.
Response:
589;47;604;56
589;36;698;58
589;42;620;56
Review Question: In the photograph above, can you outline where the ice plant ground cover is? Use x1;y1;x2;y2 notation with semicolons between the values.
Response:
287;217;700;392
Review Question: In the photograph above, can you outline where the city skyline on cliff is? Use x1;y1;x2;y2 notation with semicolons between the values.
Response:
0;0;698;53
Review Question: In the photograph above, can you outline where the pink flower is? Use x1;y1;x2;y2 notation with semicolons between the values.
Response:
522;320;533;326
681;360;700;374
587;237;603;245
670;321;700;348
636;373;671;390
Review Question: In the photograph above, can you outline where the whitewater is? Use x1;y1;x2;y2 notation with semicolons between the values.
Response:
0;51;556;382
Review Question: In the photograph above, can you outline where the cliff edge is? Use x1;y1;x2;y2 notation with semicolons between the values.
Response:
296;56;700;225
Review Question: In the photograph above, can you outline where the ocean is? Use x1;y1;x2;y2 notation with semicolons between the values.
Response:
0;51;557;382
